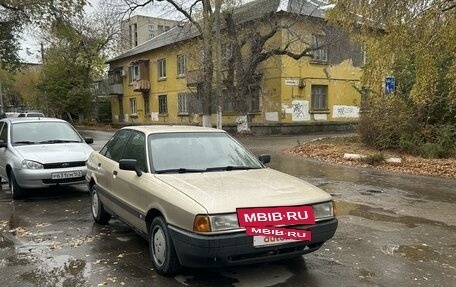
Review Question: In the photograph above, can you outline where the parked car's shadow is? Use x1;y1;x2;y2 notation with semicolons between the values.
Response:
1;182;88;201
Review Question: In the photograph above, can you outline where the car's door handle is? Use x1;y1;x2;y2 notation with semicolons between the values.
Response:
113;170;118;176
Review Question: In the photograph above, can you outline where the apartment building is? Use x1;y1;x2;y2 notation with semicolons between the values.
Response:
120;15;180;52
108;0;364;134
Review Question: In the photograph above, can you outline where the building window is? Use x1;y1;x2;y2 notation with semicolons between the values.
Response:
248;85;260;112
311;85;328;110
131;23;138;47
178;93;189;114
130;98;137;115
177;55;186;77
128;64;140;83
311;35;328;62
149;24;155;31
223;89;234;113
158;59;166;79
362;43;368;65
158;25;164;33
158;95;168;114
108;69;123;85
144;96;150;114
221;44;232;67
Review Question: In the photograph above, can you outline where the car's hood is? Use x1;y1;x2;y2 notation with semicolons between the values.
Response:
156;168;332;213
14;143;94;163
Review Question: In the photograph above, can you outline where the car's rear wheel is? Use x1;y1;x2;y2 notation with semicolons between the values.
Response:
10;172;26;200
91;184;111;224
149;216;181;276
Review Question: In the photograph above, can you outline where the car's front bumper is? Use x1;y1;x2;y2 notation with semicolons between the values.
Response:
12;167;87;189
168;218;338;268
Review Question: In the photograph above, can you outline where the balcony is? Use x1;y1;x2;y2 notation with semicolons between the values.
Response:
108;83;124;95
186;70;203;87
132;79;151;92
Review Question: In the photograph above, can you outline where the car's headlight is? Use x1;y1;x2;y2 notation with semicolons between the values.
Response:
21;160;44;169
313;201;336;221
193;213;239;232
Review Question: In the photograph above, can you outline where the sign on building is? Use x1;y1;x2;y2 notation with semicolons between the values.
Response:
385;76;396;95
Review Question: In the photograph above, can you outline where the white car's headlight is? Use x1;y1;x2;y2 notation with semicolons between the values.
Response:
193;213;239;232
21;160;44;169
313;201;335;221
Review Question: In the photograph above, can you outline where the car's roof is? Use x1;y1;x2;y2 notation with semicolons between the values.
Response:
1;117;67;124
121;125;226;134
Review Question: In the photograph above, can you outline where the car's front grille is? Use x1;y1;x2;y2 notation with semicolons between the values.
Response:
42;176;86;184
43;161;86;169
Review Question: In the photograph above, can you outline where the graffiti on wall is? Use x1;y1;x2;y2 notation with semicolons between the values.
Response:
291;100;310;121
332;105;360;118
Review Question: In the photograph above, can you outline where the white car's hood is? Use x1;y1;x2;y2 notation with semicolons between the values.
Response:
15;143;94;163
156;168;332;213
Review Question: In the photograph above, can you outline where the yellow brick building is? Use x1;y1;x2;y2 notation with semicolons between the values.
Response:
107;0;363;134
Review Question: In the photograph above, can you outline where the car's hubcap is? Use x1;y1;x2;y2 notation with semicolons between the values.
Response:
153;227;166;266
92;190;99;217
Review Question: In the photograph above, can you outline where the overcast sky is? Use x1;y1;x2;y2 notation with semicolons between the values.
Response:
18;0;166;63
19;0;259;63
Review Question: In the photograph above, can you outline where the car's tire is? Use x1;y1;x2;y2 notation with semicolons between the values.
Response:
91;184;111;224
10;172;26;200
149;216;181;276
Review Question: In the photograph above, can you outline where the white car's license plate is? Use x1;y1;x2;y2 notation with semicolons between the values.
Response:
253;236;299;248
51;170;82;180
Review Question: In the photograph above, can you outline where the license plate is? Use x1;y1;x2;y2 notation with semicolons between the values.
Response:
51;170;82;180
253;236;299;248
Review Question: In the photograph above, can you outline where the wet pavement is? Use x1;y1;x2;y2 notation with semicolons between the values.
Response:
0;131;455;287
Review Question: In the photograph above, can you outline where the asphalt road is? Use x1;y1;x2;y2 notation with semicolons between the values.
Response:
0;130;454;287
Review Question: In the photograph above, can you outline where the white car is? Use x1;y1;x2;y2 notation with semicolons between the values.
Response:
0;117;94;199
86;125;337;276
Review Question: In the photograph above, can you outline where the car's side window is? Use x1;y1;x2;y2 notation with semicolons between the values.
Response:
0;122;8;143
121;131;147;172
101;130;132;162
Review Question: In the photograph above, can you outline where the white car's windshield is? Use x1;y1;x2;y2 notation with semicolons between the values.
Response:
149;132;263;173
11;122;82;145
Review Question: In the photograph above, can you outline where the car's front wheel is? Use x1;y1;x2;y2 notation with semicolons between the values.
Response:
10;172;26;200
149;216;181;276
91;184;111;224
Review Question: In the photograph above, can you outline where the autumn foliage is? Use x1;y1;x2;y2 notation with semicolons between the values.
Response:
328;0;456;158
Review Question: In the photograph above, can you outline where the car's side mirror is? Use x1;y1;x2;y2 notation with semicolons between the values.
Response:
119;159;143;177
84;137;94;144
0;140;7;149
258;154;271;164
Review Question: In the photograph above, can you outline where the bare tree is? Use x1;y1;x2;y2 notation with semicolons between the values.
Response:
123;0;220;127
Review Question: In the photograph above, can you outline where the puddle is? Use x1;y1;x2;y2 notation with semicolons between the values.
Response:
335;201;451;228
358;268;376;279
0;233;14;249
20;256;90;287
382;244;444;262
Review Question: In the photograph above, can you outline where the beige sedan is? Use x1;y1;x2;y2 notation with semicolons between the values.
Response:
86;125;337;276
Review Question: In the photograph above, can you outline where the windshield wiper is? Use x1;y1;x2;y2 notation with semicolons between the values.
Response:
206;166;260;171
155;168;206;174
39;140;80;144
13;141;37;145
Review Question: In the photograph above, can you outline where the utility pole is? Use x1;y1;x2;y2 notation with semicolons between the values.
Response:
41;42;49;114
215;0;223;130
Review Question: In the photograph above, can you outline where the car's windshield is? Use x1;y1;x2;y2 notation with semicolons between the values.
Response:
11;122;82;145
149;132;263;173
